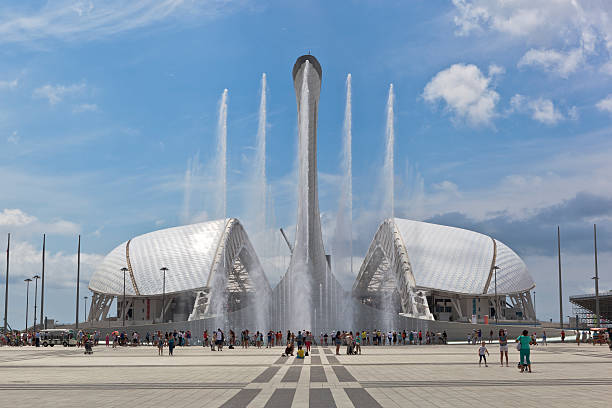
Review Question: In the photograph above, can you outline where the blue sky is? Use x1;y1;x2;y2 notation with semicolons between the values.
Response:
1;0;611;328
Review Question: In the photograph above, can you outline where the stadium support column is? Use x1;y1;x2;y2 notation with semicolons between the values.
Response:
557;226;563;329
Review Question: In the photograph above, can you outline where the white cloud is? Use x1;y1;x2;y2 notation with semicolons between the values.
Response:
510;94;564;125
452;1;612;76
567;106;579;121
33;82;85;105
596;95;612;113
7;130;20;144
0;0;244;44
423;63;500;126
0;208;36;226
72;103;98;113
0;78;18;89
0;239;103;289
488;64;505;77
529;98;564;125
518;48;584;78
0;208;79;236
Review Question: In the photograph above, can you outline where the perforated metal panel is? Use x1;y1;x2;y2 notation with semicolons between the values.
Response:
486;239;534;295
88;219;228;296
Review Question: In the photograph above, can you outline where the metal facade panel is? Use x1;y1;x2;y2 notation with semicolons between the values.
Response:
88;219;227;296
88;241;131;295
394;218;493;294
487;239;534;294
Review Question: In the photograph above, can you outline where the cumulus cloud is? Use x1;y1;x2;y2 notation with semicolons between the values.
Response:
423;63;500;126
0;0;245;44
518;48;584;78
72;103;98;113
7;130;20;144
596;94;612;113
452;1;612;76
0;208;79;236
33;82;86;105
0;78;18;89
510;94;564;125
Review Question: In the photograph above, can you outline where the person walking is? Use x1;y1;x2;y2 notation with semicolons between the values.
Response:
561;329;565;343
542;330;547;346
499;329;509;367
516;330;533;373
478;341;489;367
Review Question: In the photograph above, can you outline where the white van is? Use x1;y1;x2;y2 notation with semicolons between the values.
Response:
40;329;77;347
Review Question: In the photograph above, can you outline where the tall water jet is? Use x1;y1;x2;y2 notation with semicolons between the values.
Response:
384;84;395;220
182;153;201;223
378;83;396;331
332;74;354;329
254;73;267;234
216;89;228;220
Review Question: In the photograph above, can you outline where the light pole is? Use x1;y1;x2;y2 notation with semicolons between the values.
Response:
84;296;88;322
493;265;500;325
32;275;40;330
593;224;600;327
160;267;168;323
533;291;537;325
24;278;32;332
120;267;128;327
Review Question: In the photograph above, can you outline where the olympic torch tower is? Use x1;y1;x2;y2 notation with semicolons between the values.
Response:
272;55;345;332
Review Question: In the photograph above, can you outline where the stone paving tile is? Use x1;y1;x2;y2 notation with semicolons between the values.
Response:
281;366;302;382
263;388;296;408
309;388;336;408
219;389;261;408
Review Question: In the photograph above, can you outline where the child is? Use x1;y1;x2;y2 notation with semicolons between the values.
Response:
296;345;305;359
478;341;489;367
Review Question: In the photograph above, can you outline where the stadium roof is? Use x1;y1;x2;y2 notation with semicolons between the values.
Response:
88;219;265;297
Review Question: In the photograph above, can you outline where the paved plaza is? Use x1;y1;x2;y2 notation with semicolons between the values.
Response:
0;343;610;407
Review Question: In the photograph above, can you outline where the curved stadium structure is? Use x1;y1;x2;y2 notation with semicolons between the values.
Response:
88;218;271;325
353;218;535;324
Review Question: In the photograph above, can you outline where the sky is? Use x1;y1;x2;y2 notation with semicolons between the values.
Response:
1;0;611;329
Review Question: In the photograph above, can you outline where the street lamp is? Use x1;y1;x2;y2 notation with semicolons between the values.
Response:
84;296;88;322
533;291;537;325
493;265;500;325
24;278;32;332
32;275;40;330
160;267;168;323
120;267;128;327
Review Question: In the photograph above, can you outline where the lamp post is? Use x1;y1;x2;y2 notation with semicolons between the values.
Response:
84;296;88;322
24;278;32;332
32;275;40;330
120;267;128;327
160;267;168;323
493;265;500;325
593;224;600;327
533;291;537;325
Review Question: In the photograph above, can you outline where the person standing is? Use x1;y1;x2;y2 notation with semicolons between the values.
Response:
168;335;175;356
335;331;342;355
542;331;547;346
489;329;493;344
516;330;533;373
499;329;509;367
561;330;565;343
157;336;164;356
478;341;489;367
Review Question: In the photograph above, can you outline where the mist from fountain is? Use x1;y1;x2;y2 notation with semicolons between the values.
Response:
216;89;228;220
332;73;354;331
380;83;397;332
384;84;395;220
